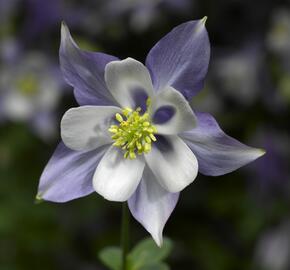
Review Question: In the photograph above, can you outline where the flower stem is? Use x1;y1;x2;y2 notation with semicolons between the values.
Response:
121;202;129;270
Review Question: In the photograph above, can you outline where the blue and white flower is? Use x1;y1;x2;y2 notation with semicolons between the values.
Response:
38;19;265;245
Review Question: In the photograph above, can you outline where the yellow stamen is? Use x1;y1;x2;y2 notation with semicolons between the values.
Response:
116;113;124;122
109;98;157;159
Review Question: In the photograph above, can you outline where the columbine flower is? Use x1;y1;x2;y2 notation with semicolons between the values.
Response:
37;19;265;246
0;51;63;139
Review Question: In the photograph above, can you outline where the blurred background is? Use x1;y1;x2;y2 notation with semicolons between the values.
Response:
0;0;290;269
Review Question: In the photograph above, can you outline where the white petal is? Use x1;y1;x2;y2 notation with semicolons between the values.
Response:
128;167;179;246
105;58;154;109
93;146;145;201
145;135;198;192
150;87;197;135
61;106;121;151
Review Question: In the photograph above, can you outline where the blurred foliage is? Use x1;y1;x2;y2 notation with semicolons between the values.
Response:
99;237;172;270
0;0;290;269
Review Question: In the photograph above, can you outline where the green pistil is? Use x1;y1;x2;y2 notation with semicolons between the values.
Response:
109;99;157;159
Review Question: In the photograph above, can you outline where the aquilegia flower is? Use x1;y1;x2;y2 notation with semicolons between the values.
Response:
37;18;265;246
0;50;63;140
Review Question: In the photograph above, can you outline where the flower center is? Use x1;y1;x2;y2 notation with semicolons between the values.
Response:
109;99;157;159
16;74;39;96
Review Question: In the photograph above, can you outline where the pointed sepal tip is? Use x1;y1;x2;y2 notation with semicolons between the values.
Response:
34;194;44;204
201;16;208;24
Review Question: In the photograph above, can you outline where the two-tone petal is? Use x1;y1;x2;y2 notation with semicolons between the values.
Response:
37;142;109;202
180;112;265;176
105;58;154;111
150;87;197;134
145;135;198;192
128;167;179;246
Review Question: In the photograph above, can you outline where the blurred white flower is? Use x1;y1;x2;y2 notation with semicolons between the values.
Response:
0;52;63;140
109;0;193;32
267;9;290;58
267;8;290;107
212;44;263;105
255;220;290;270
80;0;194;35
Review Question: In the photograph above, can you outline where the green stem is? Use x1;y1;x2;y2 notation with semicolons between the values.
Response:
121;202;129;270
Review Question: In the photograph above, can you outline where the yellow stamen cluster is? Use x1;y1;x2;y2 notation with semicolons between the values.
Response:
109;102;157;159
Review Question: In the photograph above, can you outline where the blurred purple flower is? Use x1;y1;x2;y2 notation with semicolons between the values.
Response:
0;37;20;63
0;49;63;140
38;19;264;245
248;128;290;197
22;0;80;39
24;0;62;37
